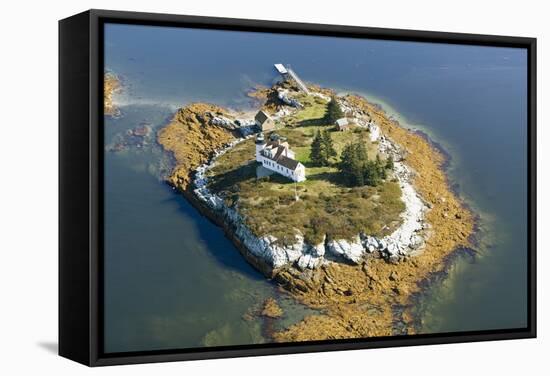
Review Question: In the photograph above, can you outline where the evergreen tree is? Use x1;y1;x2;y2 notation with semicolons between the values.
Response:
365;160;382;186
310;130;325;166
385;155;394;170
375;154;387;180
339;141;368;186
351;156;365;186
375;154;382;168
311;129;337;167
321;130;337;163
339;143;353;171
355;140;368;162
327;96;344;124
339;142;389;187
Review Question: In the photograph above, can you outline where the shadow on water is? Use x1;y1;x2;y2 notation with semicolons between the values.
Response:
161;184;266;282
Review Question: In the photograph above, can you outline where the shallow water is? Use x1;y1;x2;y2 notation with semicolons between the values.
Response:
103;24;528;352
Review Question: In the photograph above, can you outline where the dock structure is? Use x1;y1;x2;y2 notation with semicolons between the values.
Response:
286;67;310;94
273;63;310;95
274;63;288;75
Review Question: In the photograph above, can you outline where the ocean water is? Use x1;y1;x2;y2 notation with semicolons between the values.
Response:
103;23;528;352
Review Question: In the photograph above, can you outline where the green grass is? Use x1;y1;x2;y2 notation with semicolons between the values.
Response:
285;94;329;127
206;100;404;246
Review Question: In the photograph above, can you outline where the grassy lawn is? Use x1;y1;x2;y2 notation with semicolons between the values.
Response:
206;99;404;246
285;94;329;127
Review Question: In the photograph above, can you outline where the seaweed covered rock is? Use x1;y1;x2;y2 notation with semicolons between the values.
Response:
261;298;284;318
157;103;237;189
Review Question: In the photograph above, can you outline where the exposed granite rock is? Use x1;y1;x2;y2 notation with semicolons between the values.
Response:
368;123;381;142
327;236;365;264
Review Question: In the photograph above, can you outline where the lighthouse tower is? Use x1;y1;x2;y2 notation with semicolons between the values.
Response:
255;132;266;161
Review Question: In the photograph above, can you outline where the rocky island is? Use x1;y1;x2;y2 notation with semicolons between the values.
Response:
104;72;121;116
157;71;475;341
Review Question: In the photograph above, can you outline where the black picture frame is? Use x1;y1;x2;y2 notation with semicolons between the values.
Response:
59;9;537;367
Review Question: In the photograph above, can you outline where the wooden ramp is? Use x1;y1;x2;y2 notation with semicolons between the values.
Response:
286;67;310;95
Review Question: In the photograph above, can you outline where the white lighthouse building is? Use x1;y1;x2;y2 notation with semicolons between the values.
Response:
255;133;306;182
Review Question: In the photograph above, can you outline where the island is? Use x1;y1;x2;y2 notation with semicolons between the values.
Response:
157;65;475;341
104;72;121;116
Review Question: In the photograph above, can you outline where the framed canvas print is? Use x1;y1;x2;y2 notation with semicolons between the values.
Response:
59;9;536;366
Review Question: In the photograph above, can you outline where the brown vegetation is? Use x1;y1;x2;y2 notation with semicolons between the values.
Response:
157;103;236;189
261;298;284;318
104;73;121;116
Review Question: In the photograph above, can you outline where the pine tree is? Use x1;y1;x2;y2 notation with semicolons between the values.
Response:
365;160;382;186
310;130;325;166
327;96;344;124
339;141;390;187
385;155;394;170
340;143;352;170
321;130;337;163
311;129;337;167
339;141;369;186
356;142;368;163
351;157;365;186
375;154;387;180
375;154;382;168
339;143;355;184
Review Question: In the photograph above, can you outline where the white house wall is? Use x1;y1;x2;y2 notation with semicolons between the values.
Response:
257;155;305;182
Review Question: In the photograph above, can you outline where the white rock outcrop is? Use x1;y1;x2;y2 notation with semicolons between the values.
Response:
376;137;428;260
327;236;365;263
368;123;380;142
277;89;302;108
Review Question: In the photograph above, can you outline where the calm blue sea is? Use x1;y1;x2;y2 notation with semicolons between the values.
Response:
103;23;528;352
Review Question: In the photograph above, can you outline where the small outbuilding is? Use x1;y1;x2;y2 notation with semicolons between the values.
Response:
335;117;350;131
255;110;275;132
